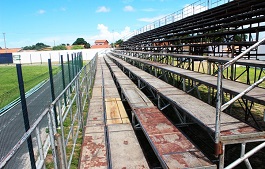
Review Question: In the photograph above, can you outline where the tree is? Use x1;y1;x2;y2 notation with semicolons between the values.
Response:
115;39;123;46
22;42;50;50
52;45;67;50
84;43;90;48
71;45;84;50
72;38;90;49
73;38;87;45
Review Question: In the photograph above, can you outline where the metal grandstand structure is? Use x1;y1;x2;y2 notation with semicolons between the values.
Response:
118;0;265;168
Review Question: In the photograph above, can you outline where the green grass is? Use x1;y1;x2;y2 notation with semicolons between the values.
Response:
0;64;60;109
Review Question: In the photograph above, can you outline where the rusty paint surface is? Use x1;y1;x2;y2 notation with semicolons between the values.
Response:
135;108;179;135
150;133;196;155
134;107;216;168
220;124;257;136
79;127;107;169
163;152;215;168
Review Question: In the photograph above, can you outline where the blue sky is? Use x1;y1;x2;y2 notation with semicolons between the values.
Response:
0;0;199;48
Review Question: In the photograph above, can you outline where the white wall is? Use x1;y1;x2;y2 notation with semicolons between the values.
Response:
12;48;106;64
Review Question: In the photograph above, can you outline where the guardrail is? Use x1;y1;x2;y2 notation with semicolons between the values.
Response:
0;53;98;169
215;38;265;168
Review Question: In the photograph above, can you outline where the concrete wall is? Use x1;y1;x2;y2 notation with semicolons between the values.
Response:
12;48;107;64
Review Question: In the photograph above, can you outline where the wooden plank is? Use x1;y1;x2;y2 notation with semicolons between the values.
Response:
86;99;104;126
163;90;258;136
91;87;102;98
105;100;121;120
106;119;123;125
121;87;154;108
117;100;128;118
104;87;120;98
121;117;130;124
105;98;121;102
116;78;135;86
108;124;149;168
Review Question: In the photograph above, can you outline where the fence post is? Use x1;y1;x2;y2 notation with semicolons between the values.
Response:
47;109;58;169
74;53;78;73
48;59;58;127
215;63;223;157
76;76;84;129
67;53;71;85
71;54;75;78
55;133;67;169
60;55;67;106
16;64;36;169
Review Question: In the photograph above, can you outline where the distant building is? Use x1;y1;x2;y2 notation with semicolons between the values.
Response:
91;40;110;48
0;48;22;54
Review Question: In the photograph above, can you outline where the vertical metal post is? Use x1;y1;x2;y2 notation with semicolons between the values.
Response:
215;63;223;157
207;61;212;104
35;126;46;169
76;77;84;129
85;65;90;99
60;55;67;106
47;110;58;169
16;64;36;169
74;54;78;75
241;143;252;169
55;133;67;169
71;54;75;78
48;59;58;127
57;100;67;167
67;54;72;92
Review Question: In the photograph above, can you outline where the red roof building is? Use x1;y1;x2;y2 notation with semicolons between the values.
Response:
91;40;110;48
0;48;22;53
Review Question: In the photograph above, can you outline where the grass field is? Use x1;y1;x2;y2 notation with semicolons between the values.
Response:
0;64;60;109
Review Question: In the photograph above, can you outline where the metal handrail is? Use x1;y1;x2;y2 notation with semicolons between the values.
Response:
215;37;265;167
123;0;232;41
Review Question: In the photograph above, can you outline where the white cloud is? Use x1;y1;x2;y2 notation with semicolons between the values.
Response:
141;8;156;12
138;14;167;23
37;9;46;14
123;5;134;12
88;24;131;44
96;6;110;13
